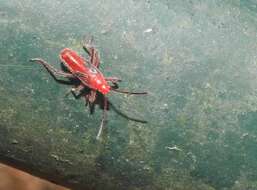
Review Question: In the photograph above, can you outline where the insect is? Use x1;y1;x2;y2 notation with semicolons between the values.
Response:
30;38;147;139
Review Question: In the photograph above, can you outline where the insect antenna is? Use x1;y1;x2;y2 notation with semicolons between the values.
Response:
111;88;147;95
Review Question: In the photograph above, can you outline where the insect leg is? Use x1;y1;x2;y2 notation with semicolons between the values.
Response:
88;90;97;114
85;95;89;107
65;85;84;99
106;77;147;95
88;90;97;102
82;37;101;68
105;77;122;89
82;36;94;55
30;58;75;84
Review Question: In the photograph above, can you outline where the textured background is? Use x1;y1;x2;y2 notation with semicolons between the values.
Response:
1;0;257;189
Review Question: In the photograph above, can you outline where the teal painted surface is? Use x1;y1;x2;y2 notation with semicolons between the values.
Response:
1;0;257;189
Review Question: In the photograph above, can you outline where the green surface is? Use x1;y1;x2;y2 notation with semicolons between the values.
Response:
1;0;257;189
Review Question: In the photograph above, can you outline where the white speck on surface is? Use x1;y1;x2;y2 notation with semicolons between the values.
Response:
143;28;153;33
165;145;182;151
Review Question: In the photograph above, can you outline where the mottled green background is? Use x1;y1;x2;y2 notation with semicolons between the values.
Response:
1;0;257;189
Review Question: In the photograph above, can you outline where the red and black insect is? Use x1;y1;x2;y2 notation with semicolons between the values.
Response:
30;38;147;139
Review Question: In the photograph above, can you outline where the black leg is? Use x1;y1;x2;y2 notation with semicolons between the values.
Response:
88;90;97;114
82;37;101;68
111;83;119;89
82;36;94;56
30;58;75;84
65;85;84;99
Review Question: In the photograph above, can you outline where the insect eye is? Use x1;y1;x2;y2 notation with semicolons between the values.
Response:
90;68;97;74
